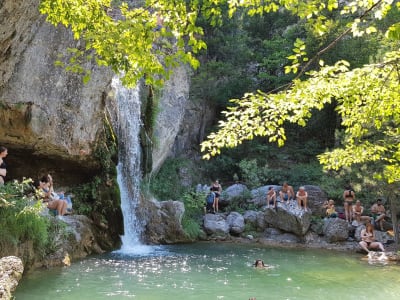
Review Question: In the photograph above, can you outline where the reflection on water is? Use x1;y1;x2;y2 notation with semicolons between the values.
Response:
14;243;400;300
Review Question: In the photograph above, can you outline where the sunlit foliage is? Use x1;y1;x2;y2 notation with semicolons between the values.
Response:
40;0;400;184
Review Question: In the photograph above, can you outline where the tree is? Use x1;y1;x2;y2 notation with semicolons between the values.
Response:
41;0;400;240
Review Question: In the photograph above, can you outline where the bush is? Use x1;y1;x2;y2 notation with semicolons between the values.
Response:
0;179;50;255
180;192;205;239
150;158;205;200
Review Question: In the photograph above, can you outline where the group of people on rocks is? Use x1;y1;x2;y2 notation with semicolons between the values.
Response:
324;187;388;253
266;182;308;210
0;146;72;217
324;190;387;229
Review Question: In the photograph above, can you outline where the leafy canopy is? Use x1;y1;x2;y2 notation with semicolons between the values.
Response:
200;0;400;185
40;0;400;184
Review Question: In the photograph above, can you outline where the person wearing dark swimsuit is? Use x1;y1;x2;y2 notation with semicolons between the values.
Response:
359;223;385;253
211;180;222;212
0;146;8;185
343;186;355;222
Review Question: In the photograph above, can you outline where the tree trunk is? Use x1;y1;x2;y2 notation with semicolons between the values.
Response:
388;186;399;251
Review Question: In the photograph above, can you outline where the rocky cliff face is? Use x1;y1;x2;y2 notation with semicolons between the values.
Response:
1;0;204;183
0;0;204;248
0;0;115;185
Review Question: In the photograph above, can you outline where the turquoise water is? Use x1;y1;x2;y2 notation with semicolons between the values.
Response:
14;243;400;300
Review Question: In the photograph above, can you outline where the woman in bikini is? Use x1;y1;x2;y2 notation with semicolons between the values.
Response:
0;146;8;185
211;180;222;213
343;186;355;223
359;223;385;253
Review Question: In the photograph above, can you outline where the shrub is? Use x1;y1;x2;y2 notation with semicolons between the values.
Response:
0;179;50;255
180;192;205;239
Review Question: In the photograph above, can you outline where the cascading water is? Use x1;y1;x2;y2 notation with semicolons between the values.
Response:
112;77;150;254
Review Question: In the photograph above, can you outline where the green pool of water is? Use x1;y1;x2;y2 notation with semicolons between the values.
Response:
14;242;400;300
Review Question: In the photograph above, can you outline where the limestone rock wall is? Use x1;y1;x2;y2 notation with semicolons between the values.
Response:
0;0;114;184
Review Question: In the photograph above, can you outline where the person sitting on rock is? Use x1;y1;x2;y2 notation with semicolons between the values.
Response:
359;223;385;253
296;186;308;210
352;200;371;225
266;186;277;208
279;182;294;203
324;199;337;218
34;177;68;216
370;198;386;231
46;174;73;214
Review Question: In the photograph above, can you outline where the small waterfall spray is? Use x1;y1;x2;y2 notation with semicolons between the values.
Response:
112;77;150;254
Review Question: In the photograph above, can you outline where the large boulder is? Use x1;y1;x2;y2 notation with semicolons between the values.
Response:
226;212;245;235
203;213;230;236
302;185;328;216
143;198;188;244
220;184;249;206
264;200;311;236
323;218;349;242
35;215;106;269
0;256;23;300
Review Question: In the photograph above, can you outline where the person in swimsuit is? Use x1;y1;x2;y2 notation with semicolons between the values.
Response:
343;186;355;223
296;186;308;210
279;182;294;203
211;180;222;213
254;259;273;269
0;146;8;185
266;186;277;208
370;198;386;231
359;223;385;253
352;200;371;225
33;177;68;216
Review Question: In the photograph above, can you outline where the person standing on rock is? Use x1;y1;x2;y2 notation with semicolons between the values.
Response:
343;186;355;223
0;146;8;185
211;180;222;212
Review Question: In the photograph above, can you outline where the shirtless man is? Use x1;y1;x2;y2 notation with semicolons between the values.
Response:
296;186;308;209
370;198;386;231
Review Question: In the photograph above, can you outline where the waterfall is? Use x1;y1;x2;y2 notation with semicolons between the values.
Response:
112;77;149;254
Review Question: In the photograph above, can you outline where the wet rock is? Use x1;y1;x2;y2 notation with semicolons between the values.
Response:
0;256;23;300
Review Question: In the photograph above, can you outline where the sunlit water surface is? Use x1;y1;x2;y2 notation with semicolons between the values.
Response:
14;243;400;300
